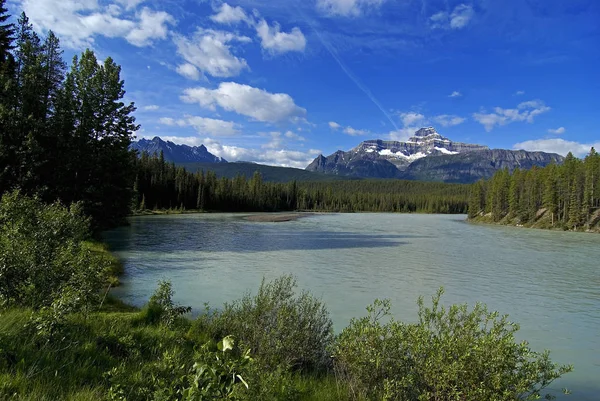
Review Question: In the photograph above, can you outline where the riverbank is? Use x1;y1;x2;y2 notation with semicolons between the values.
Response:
469;208;600;233
242;212;315;222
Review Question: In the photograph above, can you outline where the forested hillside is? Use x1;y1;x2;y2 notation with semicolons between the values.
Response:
0;10;137;228
469;149;600;231
134;152;470;214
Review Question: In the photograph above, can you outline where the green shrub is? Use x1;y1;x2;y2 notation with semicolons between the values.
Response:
0;191;109;311
142;280;192;328
333;288;573;401
202;275;333;373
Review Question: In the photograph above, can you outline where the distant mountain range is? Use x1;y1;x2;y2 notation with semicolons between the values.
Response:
306;127;563;183
131;129;564;184
131;137;227;163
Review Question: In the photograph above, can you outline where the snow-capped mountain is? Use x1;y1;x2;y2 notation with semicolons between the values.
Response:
306;127;563;182
130;137;227;164
353;127;488;170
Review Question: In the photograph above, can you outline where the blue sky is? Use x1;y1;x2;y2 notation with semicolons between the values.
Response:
12;0;600;167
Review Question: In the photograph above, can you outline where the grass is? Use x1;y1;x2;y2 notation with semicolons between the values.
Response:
83;240;124;286
0;300;352;401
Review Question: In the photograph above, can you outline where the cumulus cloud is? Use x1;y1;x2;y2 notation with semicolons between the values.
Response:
343;126;369;136
433;115;466;127
116;0;145;10
548;127;566;135
176;63;201;80
328;121;370;136
328;121;341;130
388;127;417;142
143;105;160;111
256;19;306;55
391;111;465;140
449;91;462;98
20;0;175;48
515;90;526;96
158;115;241;136
210;3;250;25
398;112;426;127
125;8;174;46
513;138;600;158
181;82;307;124
317;0;387;17
430;4;474;30
473;100;551;131
174;29;250;79
204;138;321;168
284;131;305;141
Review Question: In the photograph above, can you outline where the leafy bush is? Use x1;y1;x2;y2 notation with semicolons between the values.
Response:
106;336;251;401
333;288;573;401
143;280;192;327
201;275;333;373
0;191;108;311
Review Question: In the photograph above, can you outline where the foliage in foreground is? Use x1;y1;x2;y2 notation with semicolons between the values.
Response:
0;192;573;400
334;289;573;401
0;191;109;313
199;275;334;372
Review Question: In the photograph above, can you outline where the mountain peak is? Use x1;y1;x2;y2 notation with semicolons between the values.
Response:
409;127;448;142
130;137;227;164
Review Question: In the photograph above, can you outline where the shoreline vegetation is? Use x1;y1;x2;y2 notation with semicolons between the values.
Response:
468;150;600;234
0;191;574;400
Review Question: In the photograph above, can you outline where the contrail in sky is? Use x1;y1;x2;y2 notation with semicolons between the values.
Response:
297;7;399;131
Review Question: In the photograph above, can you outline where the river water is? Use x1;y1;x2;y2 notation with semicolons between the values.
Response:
104;213;600;400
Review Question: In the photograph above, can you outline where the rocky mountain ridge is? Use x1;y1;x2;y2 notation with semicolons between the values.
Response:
130;137;227;164
306;127;563;183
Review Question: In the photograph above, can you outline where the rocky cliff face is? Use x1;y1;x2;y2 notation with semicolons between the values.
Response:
306;128;563;183
131;137;227;164
399;149;564;183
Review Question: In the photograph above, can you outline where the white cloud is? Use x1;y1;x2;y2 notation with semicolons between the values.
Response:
430;4;474;30
399;112;426;127
174;29;250;78
343;126;369;136
143;105;160;111
391;111;465;140
388;128;416;142
262;132;285;149
513;139;600;158
125;8;175;47
284;131;305;141
204;138;321;168
449;91;462;98
328;121;370;136
473;100;551;131
20;0;175;48
317;0;387;17
176;63;201;80
158;116;241;136
450;4;474;29
256;19;306;55
548;127;566;135
433;115;466;127
116;0;145;10
210;3;250;25
328;121;341;130
515;90;526;96
181;82;307;124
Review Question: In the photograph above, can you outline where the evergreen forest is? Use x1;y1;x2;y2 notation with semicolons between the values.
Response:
469;149;600;231
134;152;470;214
